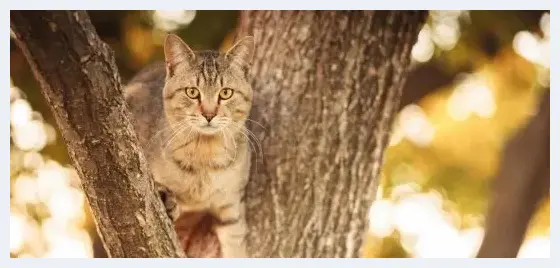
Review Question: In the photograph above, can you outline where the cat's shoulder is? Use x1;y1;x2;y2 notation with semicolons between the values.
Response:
124;61;166;101
126;61;166;85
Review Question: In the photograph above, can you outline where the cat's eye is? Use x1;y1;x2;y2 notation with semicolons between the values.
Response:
219;88;234;100
185;87;200;99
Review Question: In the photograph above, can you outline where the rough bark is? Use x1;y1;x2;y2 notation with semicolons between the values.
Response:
10;10;184;258
236;11;426;257
477;90;550;258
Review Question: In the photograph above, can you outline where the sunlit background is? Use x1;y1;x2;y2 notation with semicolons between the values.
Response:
9;10;550;258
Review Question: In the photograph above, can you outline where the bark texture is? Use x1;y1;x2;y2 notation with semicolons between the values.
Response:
477;90;550;258
237;11;426;257
11;10;184;258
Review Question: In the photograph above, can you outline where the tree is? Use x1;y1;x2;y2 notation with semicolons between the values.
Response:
11;10;426;258
236;11;426;257
477;90;550;258
10;10;184;258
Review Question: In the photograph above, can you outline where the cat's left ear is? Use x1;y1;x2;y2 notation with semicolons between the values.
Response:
225;36;255;67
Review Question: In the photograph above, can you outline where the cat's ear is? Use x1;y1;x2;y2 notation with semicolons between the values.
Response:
225;36;255;67
164;34;195;77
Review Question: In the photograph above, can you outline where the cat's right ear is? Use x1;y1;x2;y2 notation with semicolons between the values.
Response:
164;34;195;77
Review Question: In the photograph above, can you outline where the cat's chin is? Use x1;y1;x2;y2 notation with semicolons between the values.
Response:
194;125;223;136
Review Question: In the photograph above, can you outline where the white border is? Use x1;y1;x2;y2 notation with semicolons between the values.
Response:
4;258;557;266
5;0;555;10
4;1;556;267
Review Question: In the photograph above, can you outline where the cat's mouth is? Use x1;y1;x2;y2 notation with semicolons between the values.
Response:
195;123;222;135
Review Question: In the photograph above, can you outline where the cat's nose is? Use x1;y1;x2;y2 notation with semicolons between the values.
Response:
203;113;216;122
200;103;217;122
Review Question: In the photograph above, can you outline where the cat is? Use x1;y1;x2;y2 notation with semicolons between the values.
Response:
124;34;254;258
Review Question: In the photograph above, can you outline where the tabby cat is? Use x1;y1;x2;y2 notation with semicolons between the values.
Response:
124;34;255;258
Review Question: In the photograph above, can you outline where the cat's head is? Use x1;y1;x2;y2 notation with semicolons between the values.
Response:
162;34;254;136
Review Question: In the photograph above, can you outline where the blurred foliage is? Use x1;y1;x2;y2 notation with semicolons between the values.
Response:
366;10;549;258
9;10;549;258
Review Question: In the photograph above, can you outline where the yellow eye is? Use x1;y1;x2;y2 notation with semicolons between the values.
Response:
185;87;200;99
219;88;234;100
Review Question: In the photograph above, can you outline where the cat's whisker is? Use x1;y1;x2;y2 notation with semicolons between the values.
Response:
220;129;233;150
241;130;257;157
157;122;188;154
222;127;237;150
244;127;263;159
220;130;237;162
161;122;189;148
225;128;241;163
229;121;263;162
161;123;192;155
227;123;260;174
245;118;266;130
236;127;257;156
146;120;187;150
166;128;193;153
228;123;262;175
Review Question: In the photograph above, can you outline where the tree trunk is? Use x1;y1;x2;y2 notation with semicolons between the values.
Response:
10;10;184;258
477;90;550;258
237;11;426;257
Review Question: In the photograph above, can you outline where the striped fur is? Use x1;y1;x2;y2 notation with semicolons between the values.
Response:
125;34;255;258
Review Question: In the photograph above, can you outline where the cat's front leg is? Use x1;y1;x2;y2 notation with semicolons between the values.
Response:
156;182;180;221
212;200;248;258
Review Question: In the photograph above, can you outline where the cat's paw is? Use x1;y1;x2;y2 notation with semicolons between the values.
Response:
156;184;180;221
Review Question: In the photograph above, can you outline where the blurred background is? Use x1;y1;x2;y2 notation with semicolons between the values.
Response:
9;10;550;258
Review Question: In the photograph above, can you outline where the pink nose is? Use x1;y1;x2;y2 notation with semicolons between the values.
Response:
202;112;216;122
201;104;217;122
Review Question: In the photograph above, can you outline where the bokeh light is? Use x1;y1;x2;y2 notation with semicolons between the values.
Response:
10;213;27;252
10;83;92;258
368;200;394;238
152;10;196;32
390;105;435;147
518;236;550;258
411;11;468;63
10;99;32;128
411;25;435;63
447;73;496;121
513;13;550;70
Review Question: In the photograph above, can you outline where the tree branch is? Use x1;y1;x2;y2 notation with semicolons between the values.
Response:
400;62;472;109
477;90;550;258
10;10;184;258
